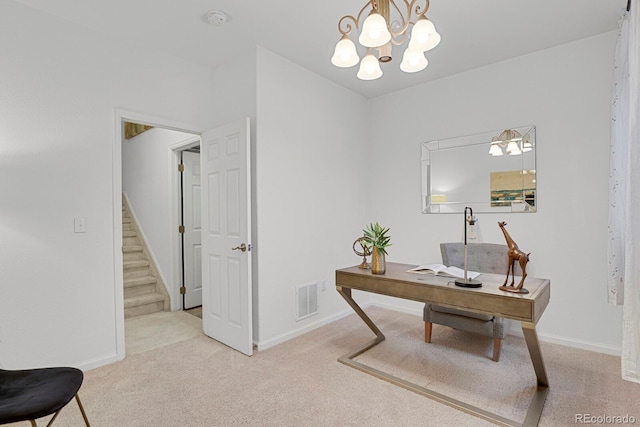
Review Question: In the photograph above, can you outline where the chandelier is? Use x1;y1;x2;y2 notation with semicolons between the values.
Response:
488;129;533;156
331;0;441;80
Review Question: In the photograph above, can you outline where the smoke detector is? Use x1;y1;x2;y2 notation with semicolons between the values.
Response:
206;10;227;26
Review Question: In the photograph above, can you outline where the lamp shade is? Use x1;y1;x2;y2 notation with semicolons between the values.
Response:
489;144;504;156
357;52;383;80
408;17;441;52
331;36;359;67
400;47;428;73
359;12;391;48
506;141;521;155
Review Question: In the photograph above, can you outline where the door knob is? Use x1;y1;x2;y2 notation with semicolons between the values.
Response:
232;243;248;252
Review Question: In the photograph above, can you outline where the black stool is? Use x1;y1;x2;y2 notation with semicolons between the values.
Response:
0;367;90;426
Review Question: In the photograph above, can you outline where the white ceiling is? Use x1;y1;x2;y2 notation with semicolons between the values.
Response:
15;0;626;98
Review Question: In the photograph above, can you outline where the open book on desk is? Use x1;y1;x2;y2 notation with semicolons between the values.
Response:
406;263;481;280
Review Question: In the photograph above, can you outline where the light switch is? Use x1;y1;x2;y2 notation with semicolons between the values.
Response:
74;217;86;233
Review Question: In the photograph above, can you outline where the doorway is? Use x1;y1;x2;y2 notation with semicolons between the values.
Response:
115;111;200;359
123;130;204;354
114;110;254;360
178;145;202;310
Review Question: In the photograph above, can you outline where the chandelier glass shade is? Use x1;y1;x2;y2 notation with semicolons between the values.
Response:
331;0;441;80
359;11;392;47
357;51;384;80
489;129;533;156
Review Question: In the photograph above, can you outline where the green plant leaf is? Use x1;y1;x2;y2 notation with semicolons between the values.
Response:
360;222;391;254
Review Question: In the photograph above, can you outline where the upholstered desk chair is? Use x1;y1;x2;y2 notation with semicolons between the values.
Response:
423;242;517;362
0;366;90;426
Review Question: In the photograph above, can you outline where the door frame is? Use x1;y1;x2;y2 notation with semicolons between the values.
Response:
113;109;202;361
169;137;201;311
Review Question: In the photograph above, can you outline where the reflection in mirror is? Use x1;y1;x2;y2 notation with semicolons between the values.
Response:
422;125;536;214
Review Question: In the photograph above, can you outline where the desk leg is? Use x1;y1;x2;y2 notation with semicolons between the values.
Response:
336;286;385;359
521;322;550;427
336;285;518;427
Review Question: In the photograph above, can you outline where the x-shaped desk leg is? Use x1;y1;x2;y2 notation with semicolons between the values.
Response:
337;285;549;427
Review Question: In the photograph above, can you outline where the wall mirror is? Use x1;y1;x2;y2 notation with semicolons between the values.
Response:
421;125;536;214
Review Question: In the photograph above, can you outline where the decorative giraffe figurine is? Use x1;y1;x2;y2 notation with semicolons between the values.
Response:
498;221;530;294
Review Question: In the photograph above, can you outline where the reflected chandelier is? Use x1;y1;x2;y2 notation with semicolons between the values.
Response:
488;129;533;156
331;0;441;80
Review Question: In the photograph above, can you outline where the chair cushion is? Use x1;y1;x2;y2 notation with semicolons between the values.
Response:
432;305;494;321
0;367;83;424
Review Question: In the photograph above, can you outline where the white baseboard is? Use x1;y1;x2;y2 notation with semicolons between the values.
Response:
78;353;119;371
372;302;622;356
374;301;622;357
507;325;622;356
255;301;419;351
255;299;621;357
233;288;628;360
370;301;423;317
255;307;366;351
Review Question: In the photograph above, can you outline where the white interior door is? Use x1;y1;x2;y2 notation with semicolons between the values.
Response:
182;150;202;309
201;117;253;356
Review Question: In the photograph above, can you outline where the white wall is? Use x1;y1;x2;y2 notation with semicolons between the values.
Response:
122;127;197;305
210;50;257;129
0;0;624;370
254;48;370;347
367;31;623;353
0;1;214;369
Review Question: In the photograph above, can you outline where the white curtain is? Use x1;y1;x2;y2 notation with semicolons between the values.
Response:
609;0;640;383
608;11;629;305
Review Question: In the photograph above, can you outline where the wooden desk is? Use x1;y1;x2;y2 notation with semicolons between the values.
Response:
336;262;551;427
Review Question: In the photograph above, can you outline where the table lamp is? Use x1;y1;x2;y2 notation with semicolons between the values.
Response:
455;206;483;288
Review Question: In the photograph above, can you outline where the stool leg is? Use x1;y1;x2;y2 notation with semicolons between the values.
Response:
46;410;61;427
75;394;91;426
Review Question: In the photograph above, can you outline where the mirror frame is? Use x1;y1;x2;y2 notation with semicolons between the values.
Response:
421;125;536;214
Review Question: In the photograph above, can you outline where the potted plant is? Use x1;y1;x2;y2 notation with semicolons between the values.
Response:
362;222;391;274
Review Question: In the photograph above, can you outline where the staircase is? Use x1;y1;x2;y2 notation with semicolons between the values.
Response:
122;197;170;318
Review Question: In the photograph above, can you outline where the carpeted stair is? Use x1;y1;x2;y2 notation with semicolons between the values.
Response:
122;198;169;318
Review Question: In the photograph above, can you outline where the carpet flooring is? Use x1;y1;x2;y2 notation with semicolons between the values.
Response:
14;307;640;426
184;306;203;319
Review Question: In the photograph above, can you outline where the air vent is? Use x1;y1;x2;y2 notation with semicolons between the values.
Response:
295;282;319;321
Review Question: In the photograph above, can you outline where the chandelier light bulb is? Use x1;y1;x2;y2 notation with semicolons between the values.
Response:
409;17;441;52
332;1;441;79
489;144;504;156
489;129;529;156
506;141;521;155
416;32;429;44
400;47;428;73
359;11;391;48
331;36;359;68
357;52;383;80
